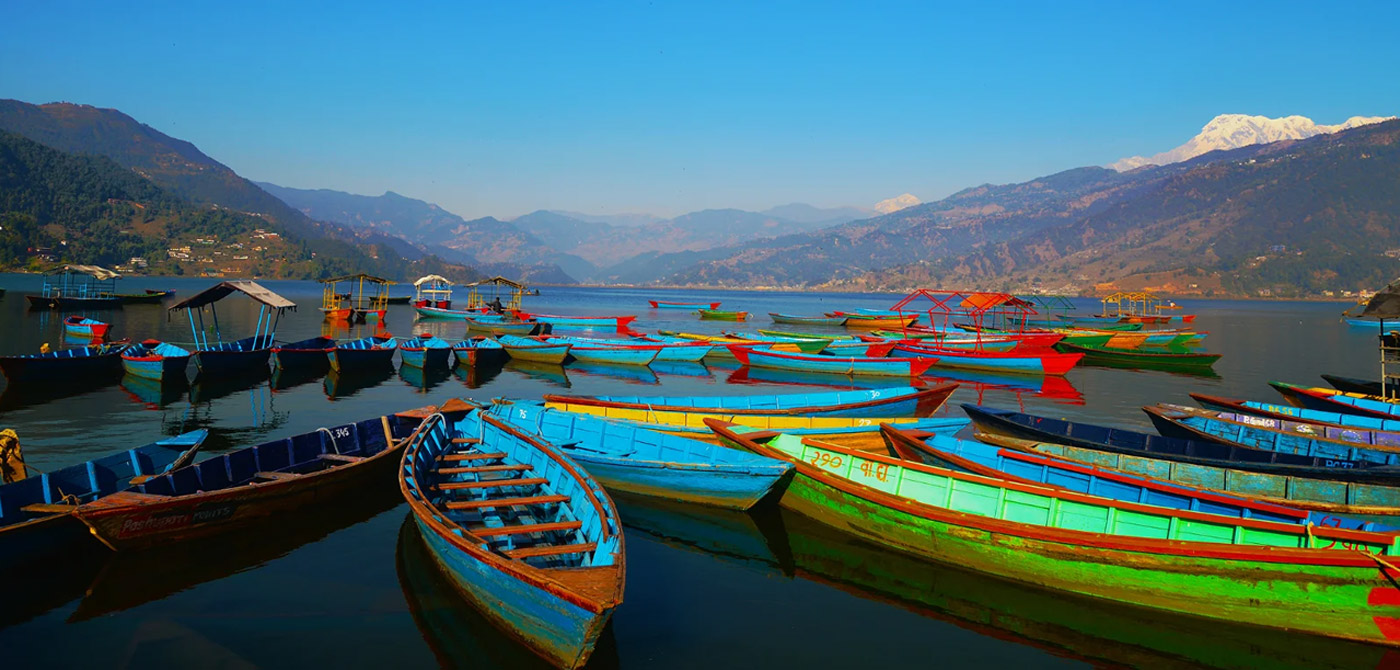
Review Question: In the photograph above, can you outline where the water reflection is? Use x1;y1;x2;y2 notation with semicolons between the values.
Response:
611;492;788;577
398;364;453;393
395;516;620;669
569;362;660;386
649;361;711;379
70;490;401;622
270;365;327;393
324;366;396;400
775;510;1386;670
0;378;123;412
120;373;188;408
503;360;571;388
453;361;505;389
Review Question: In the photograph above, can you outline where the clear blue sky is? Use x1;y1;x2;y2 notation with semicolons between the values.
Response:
2;1;1396;219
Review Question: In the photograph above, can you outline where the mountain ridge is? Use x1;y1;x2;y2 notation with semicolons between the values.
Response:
1111;113;1394;171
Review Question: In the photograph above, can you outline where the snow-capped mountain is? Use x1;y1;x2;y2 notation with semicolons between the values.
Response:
1111;113;1394;171
874;193;920;214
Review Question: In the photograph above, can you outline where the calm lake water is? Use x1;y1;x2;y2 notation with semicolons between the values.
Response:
0;273;1382;669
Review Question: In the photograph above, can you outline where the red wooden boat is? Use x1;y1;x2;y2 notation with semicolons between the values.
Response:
892;342;1082;376
512;311;637;330
649;300;720;310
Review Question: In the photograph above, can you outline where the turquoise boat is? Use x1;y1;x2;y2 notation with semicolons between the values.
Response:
628;335;714;362
707;419;1400;646
399;404;624;669
120;340;192;381
1145;403;1400;466
729;344;935;378
551;338;660;366
882;425;1397;532
1192;392;1400;432
328;335;398;372
491;401;794;509
544;384;958;418
399;335;453;369
0;429;207;569
451;337;506;368
768;313;847;326
891;343;1082;376
1271;382;1400;420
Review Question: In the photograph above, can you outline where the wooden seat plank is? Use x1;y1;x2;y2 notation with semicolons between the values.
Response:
254;471;302;481
21;503;77;514
505;542;597;559
473;520;583;537
445;494;568;510
437;477;548;491
438;451;507;463
436;463;533;475
319;453;364;463
451;437;484;444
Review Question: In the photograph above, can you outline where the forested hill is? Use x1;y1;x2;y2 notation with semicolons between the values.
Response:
0;130;469;280
0;100;476;281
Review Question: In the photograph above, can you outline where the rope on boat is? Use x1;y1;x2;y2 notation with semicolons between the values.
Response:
317;427;341;455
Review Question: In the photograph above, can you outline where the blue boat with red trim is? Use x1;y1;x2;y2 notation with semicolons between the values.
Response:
400;334;453;369
451;337;506;368
168;281;296;377
271;336;336;372
0;343;128;383
120;339;192;381
63;316;111;339
329;335;398;373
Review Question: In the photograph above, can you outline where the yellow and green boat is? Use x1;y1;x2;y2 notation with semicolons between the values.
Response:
707;420;1400;646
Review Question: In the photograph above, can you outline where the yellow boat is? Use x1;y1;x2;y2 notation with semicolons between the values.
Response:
544;401;968;452
656;331;807;353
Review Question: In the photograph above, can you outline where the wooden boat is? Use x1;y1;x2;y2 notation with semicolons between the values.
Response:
120;339;192;381
1344;317;1388;328
0;343;127;383
417;304;487;320
386;295;412;305
891;343;1082;376
561;340;660;366
1054;341;1220;370
882;425;1396;530
697;308;748;321
270;336;336;371
832;313;917;330
961;404;1400;484
722;331;834;353
26;265;124;310
1144;403;1400;466
512;311;637;330
169;281;295;377
399;405;624;669
729;345;934;377
400;334;453;369
825;340;896;357
704;419;1400;646
758;328;858;341
545;383;958;418
491;401;793;509
1192;392;1400;432
451;337;507;368
657;330;821;353
465;317;547;336
650;300;719;309
547;398;968;451
63;316;110;339
1321;374;1400;397
329;335;397;372
145;289;176;298
621;336;711;362
498;335;571;364
1271;382;1400;420
110;292;166;305
74;408;427;550
0;429;207;568
768;313;846;326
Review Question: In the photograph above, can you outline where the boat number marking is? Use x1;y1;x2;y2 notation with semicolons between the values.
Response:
809;451;843;469
332;427;352;439
859;461;890;482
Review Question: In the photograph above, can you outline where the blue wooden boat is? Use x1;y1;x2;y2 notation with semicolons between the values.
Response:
1344;317;1386;328
25;265;124;310
400;335;453;369
1191;392;1400;432
962;404;1400;484
891;342;1083;376
168;281;296;377
730;345;935;378
399;405;624;669
557;339;660;366
1144;403;1400;466
768;313;847;326
0;429;207;568
466;317;548;336
650;300;720;310
627;336;713;362
120;339;192;381
451;337;506;368
491;401;794;510
1271;381;1400;420
499;335;571;364
73;408;427;550
1321;374;1400;397
270;336;335;371
329;335;397;372
545;384;958;418
416;304;484;320
882;425;1397;532
63;316;111;339
0;343;128;383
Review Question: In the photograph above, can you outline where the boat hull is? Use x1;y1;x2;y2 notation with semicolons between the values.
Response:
192;347;271;376
0;347;125;383
769;313;846;326
121;353;190;381
26;295;123;310
567;346;659;366
329;346;397;373
546;384;957;418
697;310;748;321
731;345;932;377
892;344;1081;376
400;347;452;369
650;301;719;309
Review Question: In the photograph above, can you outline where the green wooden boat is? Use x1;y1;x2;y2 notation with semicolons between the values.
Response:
1054;341;1221;370
758;329;857;341
697;308;749;321
706;419;1400;646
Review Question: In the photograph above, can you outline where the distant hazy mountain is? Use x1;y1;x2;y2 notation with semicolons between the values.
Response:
255;183;470;243
1111;113;1394;171
874;193;920;214
761;203;869;226
546;210;663;227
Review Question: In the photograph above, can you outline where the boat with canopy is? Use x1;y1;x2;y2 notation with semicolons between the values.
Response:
167;281;296;377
